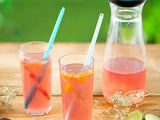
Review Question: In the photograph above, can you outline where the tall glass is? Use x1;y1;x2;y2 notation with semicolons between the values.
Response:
103;0;146;103
19;41;52;115
59;54;94;120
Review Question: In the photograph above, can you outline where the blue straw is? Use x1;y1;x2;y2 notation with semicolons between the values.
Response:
84;13;104;66
24;7;65;109
42;7;65;60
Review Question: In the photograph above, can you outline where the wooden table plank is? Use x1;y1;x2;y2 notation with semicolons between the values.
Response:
0;96;160;119
0;43;160;119
0;43;160;95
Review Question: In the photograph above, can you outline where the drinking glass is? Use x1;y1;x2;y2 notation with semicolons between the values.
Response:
59;53;94;120
19;41;52;115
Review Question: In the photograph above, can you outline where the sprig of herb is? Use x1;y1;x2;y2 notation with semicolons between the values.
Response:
94;90;160;120
106;90;144;120
0;85;18;108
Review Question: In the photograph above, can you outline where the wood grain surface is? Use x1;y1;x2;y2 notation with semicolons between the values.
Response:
0;43;160;119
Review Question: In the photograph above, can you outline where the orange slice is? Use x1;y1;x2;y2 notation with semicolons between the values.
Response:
73;75;86;83
61;72;72;80
61;70;93;83
64;83;72;93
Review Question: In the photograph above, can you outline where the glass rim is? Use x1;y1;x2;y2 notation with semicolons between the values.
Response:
58;53;94;67
18;41;52;54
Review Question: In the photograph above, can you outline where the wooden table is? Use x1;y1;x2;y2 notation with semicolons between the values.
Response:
0;43;160;120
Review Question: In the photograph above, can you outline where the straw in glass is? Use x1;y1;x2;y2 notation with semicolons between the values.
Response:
65;13;104;120
25;7;65;109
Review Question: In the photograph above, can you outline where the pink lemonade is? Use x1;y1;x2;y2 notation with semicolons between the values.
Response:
60;64;94;120
103;58;146;103
21;58;52;115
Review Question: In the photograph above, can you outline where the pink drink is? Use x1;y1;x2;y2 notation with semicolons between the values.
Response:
60;64;93;120
21;58;52;115
19;41;52;115
103;58;146;102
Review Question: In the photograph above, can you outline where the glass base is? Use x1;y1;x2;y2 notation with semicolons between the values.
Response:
25;106;52;116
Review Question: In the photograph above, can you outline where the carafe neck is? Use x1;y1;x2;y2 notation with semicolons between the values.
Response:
110;2;144;20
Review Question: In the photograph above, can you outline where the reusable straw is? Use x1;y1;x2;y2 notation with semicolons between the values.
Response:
65;13;104;120
42;7;65;60
25;7;65;109
84;13;104;66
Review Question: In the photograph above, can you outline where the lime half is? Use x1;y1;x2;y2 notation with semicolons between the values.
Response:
145;114;160;120
124;111;143;120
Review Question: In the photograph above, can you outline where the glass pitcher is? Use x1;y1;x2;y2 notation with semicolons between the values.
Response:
103;0;146;103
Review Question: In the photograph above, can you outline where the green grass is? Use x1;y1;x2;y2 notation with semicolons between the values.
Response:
0;0;159;43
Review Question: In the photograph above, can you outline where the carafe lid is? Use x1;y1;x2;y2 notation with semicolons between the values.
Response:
109;0;145;7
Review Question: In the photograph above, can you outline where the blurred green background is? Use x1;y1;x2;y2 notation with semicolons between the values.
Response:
0;0;159;43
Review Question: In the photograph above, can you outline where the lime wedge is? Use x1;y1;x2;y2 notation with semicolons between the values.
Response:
145;114;160;120
124;111;143;120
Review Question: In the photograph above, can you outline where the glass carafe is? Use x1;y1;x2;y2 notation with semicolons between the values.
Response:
103;0;146;103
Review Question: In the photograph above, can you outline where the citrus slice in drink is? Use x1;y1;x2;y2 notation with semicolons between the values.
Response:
61;72;73;80
62;70;93;83
64;83;72;93
124;111;142;120
145;114;160;120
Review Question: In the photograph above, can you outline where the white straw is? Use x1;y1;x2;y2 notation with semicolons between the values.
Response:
65;13;104;120
84;13;104;66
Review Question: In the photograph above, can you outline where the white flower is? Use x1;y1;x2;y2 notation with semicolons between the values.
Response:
106;90;145;120
0;85;18;108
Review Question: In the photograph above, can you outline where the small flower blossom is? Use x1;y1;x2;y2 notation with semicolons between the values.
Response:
0;85;18;108
104;90;145;120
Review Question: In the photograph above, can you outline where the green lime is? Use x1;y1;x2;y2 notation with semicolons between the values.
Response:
124;111;143;120
145;114;160;120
